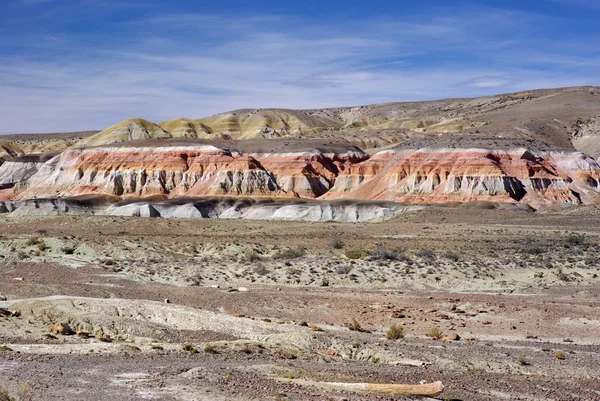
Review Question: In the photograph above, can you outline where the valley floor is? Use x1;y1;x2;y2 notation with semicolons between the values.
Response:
1;206;599;400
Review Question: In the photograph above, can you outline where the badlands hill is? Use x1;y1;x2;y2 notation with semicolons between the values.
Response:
61;85;600;155
1;86;600;220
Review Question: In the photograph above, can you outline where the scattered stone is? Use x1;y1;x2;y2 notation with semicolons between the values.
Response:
164;298;171;304
238;287;249;292
77;330;91;338
390;358;431;367
0;295;7;301
442;333;461;341
316;349;339;357
12;277;24;281
48;322;75;336
0;308;20;318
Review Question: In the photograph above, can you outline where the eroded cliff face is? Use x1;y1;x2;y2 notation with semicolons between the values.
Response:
327;148;600;209
6;144;600;210
15;145;369;200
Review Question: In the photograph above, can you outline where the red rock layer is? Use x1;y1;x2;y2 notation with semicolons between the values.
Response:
11;146;600;209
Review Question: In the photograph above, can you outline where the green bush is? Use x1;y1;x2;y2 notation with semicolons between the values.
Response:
386;323;405;340
344;249;368;260
428;327;444;340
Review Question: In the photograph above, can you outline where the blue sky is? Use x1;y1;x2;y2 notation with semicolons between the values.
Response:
0;0;599;133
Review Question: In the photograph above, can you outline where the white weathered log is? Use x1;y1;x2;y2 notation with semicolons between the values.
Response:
278;378;444;397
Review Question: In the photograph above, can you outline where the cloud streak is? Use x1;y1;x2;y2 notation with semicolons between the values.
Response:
0;3;598;133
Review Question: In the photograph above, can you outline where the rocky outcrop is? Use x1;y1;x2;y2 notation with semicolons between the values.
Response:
327;148;600;209
0;159;46;189
0;197;417;222
2;141;600;212
15;144;368;201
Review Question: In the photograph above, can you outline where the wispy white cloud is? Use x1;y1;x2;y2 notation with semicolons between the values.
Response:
0;4;598;133
549;0;600;9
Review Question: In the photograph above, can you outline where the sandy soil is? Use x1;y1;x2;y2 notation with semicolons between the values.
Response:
1;207;600;400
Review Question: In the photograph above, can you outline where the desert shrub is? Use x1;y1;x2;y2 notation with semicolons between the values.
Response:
347;318;369;332
344;249;368;260
25;237;40;246
555;351;566;360
204;344;218;354
182;343;198;354
0;381;33;401
282;371;295;379
273;247;306;260
522;245;545;255
320;278;330;287
61;247;76;255
386;323;404;340
442;251;460;261
277;349;297;359
244;248;260;262
253;264;270;276
428;327;444;340
556;266;570;281
370;248;397;260
329;233;344;249
416;249;436;260
564;233;585;246
335;264;352;275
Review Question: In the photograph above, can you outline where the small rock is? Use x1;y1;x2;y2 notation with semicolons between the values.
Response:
0;308;19;318
164;298;171;304
48;322;75;336
238;287;249;292
442;333;461;341
0;295;7;301
12;277;24;281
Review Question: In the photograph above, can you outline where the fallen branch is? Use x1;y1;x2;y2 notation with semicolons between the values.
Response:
278;378;444;397
389;358;431;367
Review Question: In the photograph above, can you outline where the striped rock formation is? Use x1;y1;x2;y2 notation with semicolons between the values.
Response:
5;144;600;210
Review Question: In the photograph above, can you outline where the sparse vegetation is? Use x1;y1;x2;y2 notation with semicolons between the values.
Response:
416;249;436;260
329;233;344;249
386;323;405;340
253;264;270;276
370;248;397;260
344;249;368;260
555;351;566;360
565;233;585;246
204;344;218;354
442;250;460;261
273;247;306;260
347;318;370;333
0;381;33;401
244;248;260;262
25;237;41;246
428;327;444;340
183;343;198;354
61;246;76;255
